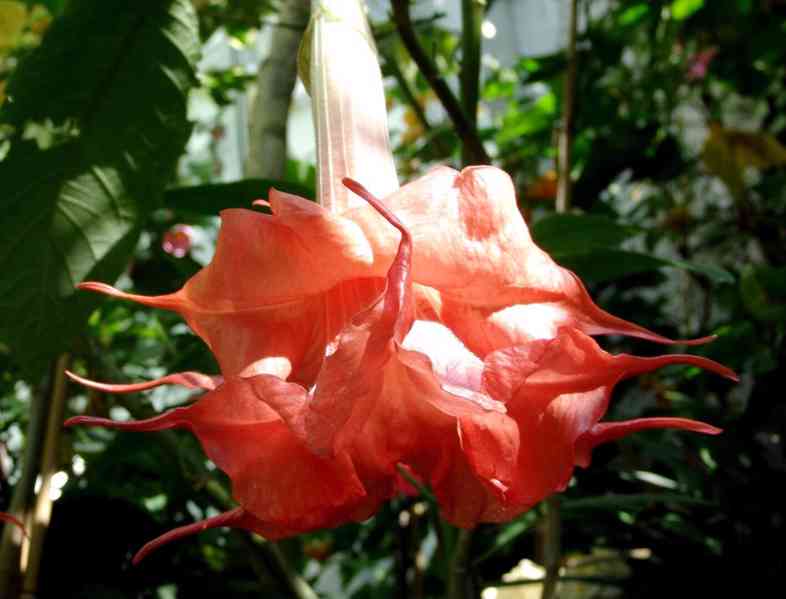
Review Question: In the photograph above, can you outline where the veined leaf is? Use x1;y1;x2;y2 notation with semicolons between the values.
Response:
532;214;733;284
0;0;199;372
553;249;733;285
532;213;640;255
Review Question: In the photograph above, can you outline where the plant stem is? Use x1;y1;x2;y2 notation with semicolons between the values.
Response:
460;0;483;166
20;353;70;598
540;496;562;599
447;528;475;599
556;0;578;213
540;4;577;597
391;0;489;165
202;480;318;599
0;358;62;597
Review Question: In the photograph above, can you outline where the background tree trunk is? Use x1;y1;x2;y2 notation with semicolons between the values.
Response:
244;0;310;179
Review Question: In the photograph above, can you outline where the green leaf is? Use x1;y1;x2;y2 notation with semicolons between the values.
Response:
0;0;199;372
165;179;316;215
532;213;640;255
473;511;538;564
531;215;733;284
671;0;704;20
551;249;733;285
740;266;786;322
618;3;650;26
498;91;556;143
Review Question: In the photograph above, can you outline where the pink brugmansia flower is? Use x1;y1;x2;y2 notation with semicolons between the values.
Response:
161;224;194;258
65;0;735;561
686;47;719;81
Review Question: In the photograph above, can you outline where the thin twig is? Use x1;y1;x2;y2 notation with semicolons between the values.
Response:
390;0;489;164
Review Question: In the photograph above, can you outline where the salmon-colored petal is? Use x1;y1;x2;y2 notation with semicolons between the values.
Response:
132;507;356;564
65;369;222;392
66;376;376;534
574;418;722;468
345;166;713;352
133;507;248;564
492;329;733;509
78;277;382;384
289;178;414;455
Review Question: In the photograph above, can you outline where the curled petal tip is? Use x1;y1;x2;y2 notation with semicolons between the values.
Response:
343;177;410;242
0;513;28;538
253;198;271;208
132;508;247;565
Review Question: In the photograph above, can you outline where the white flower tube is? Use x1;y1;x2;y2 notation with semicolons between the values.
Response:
306;0;398;212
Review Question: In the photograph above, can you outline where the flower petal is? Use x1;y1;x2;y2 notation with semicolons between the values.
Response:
66;376;376;534
349;165;714;352
65;369;222;392
574;418;722;468
0;512;27;537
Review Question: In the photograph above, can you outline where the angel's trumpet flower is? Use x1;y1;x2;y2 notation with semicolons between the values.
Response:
67;0;734;560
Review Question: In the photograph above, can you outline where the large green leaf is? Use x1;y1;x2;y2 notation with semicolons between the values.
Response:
531;214;733;284
0;0;199;372
531;213;640;255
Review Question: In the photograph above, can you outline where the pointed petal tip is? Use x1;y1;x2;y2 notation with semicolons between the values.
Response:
623;352;738;383
65;370;221;394
64;415;111;428
63;410;185;432
675;334;717;346
76;281;117;294
75;281;181;311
